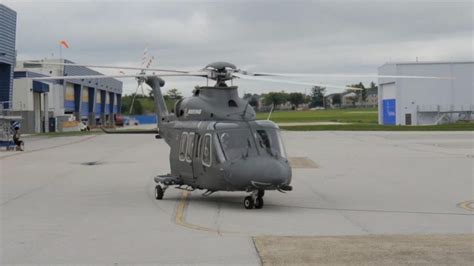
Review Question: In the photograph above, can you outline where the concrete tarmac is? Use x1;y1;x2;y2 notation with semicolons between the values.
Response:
1;131;473;264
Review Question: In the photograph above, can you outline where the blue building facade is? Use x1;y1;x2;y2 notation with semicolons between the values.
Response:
0;4;17;109
61;59;122;120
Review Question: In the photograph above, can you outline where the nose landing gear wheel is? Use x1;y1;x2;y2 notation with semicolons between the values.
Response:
244;196;254;209
255;197;264;209
155;185;164;200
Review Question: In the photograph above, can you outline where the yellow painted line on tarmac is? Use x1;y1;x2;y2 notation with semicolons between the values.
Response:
175;191;233;234
457;200;474;212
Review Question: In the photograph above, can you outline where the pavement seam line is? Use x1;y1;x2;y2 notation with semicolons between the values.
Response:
0;135;98;159
252;237;264;266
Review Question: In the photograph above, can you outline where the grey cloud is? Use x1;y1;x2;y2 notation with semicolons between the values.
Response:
4;0;473;95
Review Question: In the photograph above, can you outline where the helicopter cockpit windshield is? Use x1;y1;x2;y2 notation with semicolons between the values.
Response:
254;129;287;158
217;129;256;161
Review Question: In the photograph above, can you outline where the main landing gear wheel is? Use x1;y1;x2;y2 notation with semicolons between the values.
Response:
244;192;265;209
155;185;164;200
244;196;254;209
255;197;264;209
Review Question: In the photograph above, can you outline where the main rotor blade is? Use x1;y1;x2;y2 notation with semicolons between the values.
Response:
233;73;362;90
24;61;190;74
243;72;452;80
20;73;206;81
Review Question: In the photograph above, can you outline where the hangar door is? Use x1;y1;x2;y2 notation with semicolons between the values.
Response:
381;83;396;125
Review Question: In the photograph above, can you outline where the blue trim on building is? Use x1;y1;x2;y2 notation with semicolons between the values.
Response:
0;4;16;109
81;102;89;116
100;90;106;115
95;103;102;114
73;84;81;112
88;87;94;112
32;81;49;93
65;100;75;111
382;99;396;125
14;71;61;83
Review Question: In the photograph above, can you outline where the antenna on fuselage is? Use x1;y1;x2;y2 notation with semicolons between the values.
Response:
267;104;274;120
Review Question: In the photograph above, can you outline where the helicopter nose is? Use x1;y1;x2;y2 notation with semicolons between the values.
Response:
226;157;292;189
257;159;291;185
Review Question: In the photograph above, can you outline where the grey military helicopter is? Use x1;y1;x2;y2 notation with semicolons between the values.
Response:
25;60;448;209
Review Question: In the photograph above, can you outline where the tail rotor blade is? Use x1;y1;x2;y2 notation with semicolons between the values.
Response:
141;45;149;68
146;56;155;70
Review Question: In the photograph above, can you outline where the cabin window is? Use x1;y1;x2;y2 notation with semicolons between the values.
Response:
195;134;201;158
179;132;188;161
202;133;212;167
228;100;238;107
185;132;195;163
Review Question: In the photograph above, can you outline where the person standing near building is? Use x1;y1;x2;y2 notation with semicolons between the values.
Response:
11;121;24;151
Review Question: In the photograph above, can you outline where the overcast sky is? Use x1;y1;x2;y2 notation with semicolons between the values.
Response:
3;0;473;95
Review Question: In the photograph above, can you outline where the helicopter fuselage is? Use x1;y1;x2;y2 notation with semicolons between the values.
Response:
146;77;292;208
165;119;292;192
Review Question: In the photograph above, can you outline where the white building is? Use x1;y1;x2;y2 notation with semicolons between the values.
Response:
378;61;473;125
11;59;122;133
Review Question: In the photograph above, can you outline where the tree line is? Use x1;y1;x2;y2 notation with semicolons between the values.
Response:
244;81;377;109
121;82;377;114
121;88;183;115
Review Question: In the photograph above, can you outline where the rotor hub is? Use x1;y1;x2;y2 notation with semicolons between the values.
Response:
204;62;238;85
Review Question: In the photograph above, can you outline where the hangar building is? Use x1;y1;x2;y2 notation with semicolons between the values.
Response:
0;4;17;110
378;61;473;125
12;60;123;133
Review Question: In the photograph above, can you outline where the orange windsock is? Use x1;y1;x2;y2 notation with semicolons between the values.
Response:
59;40;70;48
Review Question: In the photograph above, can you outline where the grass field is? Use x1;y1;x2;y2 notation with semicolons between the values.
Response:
280;123;474;131
256;108;378;123
31;108;473;135
256;108;473;131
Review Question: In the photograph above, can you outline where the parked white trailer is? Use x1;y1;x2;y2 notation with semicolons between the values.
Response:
378;61;473;125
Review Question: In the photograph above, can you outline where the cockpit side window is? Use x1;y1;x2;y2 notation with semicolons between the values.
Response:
202;133;212;167
256;130;271;152
255;129;287;158
179;132;188;161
